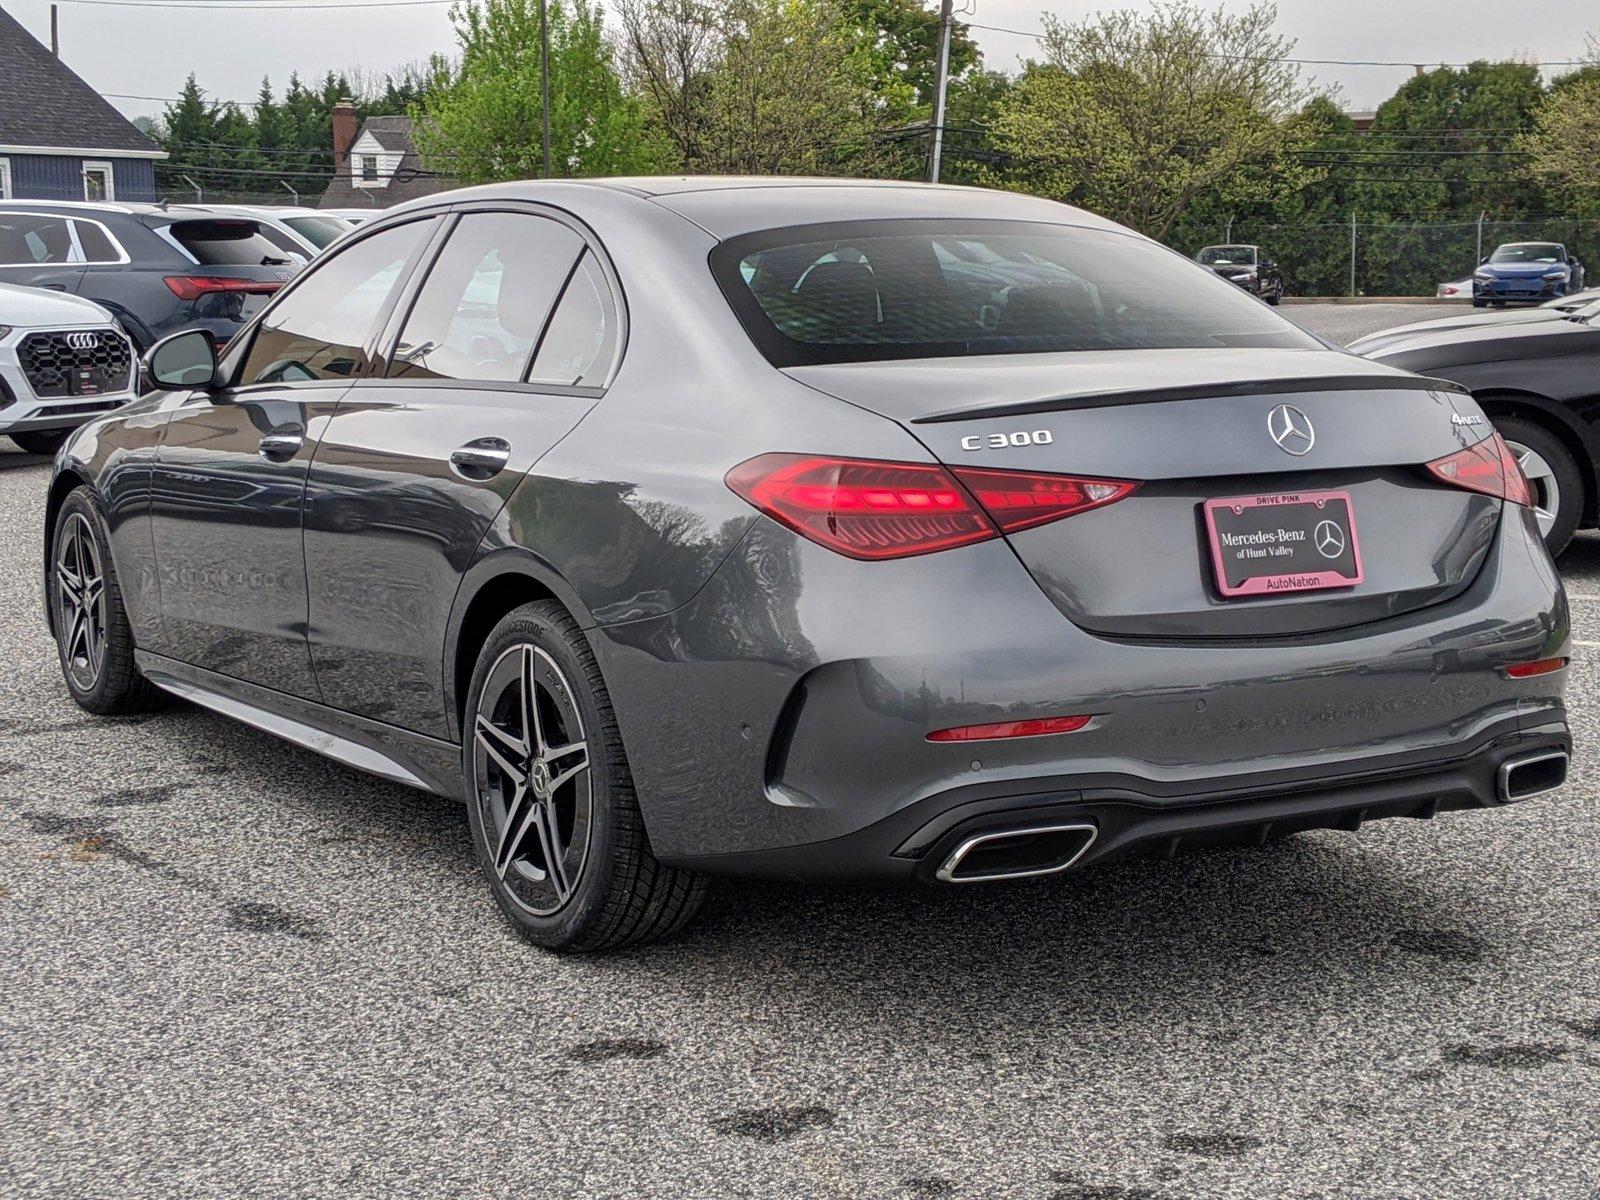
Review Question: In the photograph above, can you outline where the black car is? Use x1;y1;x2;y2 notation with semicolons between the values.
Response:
1353;293;1600;554
1195;244;1284;304
0;202;302;352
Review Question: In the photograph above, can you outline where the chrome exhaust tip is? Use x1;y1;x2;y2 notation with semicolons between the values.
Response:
1497;750;1568;803
936;822;1098;884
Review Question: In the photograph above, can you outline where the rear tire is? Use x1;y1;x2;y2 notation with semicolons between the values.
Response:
11;429;71;456
47;488;167;714
1494;415;1582;556
462;600;707;952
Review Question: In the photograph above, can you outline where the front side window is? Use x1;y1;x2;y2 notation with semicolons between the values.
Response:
389;212;583;384
0;214;75;265
239;219;433;385
714;220;1319;366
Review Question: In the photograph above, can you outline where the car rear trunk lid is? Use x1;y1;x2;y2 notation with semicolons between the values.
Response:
788;349;1503;639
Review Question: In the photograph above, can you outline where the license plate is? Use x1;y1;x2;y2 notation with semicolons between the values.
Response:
1203;490;1363;598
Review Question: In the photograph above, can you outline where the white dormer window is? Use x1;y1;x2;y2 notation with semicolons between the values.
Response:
361;155;378;182
349;129;396;189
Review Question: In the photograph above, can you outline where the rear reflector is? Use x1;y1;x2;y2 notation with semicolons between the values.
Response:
927;715;1093;742
725;453;1138;560
1426;433;1533;507
1501;657;1568;679
164;276;284;301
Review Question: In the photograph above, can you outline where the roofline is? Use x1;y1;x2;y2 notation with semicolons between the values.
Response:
0;143;167;161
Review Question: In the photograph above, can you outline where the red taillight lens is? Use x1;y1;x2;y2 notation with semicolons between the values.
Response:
725;454;1138;560
927;715;1093;742
1426;433;1532;507
725;454;994;560
164;276;284;301
1501;657;1567;679
949;466;1139;533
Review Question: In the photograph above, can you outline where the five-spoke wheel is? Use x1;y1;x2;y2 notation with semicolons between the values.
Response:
463;600;706;951
55;511;107;694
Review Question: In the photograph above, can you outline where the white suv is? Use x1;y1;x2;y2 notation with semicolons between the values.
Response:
0;281;138;455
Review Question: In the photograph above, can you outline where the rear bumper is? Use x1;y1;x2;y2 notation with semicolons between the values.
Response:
599;501;1567;866
660;716;1570;880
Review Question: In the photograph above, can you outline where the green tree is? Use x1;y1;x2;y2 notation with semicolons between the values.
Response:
1526;63;1600;214
985;1;1317;240
414;0;660;181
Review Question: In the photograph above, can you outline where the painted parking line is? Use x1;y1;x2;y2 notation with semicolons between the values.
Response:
1573;640;1600;649
1567;594;1600;602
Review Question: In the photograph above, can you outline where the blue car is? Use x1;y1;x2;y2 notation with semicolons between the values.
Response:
1473;241;1586;307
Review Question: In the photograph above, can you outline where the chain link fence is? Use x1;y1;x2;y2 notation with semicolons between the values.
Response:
1185;219;1600;299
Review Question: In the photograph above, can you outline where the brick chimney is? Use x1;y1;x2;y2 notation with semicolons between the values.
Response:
331;99;358;173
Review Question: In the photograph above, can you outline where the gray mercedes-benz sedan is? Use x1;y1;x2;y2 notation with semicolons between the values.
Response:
42;178;1571;951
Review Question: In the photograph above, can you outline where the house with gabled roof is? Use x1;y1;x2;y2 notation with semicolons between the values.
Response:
317;104;455;210
0;6;165;202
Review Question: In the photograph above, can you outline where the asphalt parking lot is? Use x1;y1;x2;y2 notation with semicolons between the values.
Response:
3;302;1596;1200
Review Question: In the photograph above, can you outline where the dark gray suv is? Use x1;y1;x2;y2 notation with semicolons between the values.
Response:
0;201;301;352
43;179;1571;952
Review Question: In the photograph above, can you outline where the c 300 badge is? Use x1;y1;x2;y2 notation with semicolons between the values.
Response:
960;429;1054;451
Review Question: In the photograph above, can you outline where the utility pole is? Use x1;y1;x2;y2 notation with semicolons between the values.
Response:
539;0;552;178
50;4;59;55
927;0;954;183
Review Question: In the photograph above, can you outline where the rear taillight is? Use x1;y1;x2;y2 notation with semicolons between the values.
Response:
164;276;284;301
1501;657;1567;679
927;715;1093;742
1426;433;1532;507
724;454;1138;561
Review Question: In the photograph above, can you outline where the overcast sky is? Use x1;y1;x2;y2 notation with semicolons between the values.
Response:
5;0;1595;125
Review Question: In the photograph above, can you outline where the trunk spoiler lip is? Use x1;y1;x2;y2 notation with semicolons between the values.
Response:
910;373;1468;425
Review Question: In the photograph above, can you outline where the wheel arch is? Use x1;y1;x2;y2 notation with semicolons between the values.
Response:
443;550;595;743
1474;389;1598;527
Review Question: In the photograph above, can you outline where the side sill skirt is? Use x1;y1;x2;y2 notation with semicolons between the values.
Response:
136;652;459;796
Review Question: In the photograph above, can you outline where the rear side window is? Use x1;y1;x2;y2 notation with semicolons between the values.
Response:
283;215;352;249
169;219;299;267
712;219;1319;366
527;251;618;387
389;212;583;384
239;220;433;385
73;221;121;263
0;214;74;265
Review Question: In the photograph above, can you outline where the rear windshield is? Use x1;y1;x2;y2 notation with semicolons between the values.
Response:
283;214;353;249
168;219;298;267
712;220;1317;366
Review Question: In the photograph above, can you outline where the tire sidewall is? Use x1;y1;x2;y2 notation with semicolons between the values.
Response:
49;489;119;709
462;604;622;948
1495;416;1582;556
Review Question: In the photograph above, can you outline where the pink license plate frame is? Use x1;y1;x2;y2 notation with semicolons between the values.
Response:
1203;489;1364;598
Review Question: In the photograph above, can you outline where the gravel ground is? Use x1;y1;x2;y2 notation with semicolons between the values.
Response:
2;303;1597;1199
1285;301;1465;345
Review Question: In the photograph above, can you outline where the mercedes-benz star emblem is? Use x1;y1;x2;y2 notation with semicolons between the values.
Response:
66;332;100;351
1268;403;1315;456
1314;519;1345;559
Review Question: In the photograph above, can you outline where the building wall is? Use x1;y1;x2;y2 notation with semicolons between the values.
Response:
1;154;157;202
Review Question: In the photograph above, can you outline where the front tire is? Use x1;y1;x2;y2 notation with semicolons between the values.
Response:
1494;416;1582;556
11;429;71;456
48;488;166;713
463;600;707;952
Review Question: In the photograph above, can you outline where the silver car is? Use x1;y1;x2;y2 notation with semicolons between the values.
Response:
44;178;1571;951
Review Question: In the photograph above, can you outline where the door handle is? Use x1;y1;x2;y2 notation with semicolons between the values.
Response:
450;437;512;480
259;428;305;460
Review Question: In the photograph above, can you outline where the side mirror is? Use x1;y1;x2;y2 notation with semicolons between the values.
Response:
144;329;218;391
